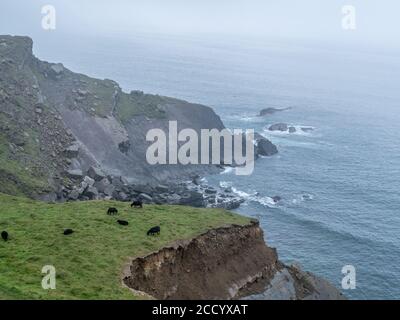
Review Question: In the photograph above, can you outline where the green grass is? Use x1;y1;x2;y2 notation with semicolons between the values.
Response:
116;91;166;123
84;77;117;117
0;193;251;300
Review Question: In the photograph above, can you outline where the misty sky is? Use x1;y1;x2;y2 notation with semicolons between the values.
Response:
0;1;399;48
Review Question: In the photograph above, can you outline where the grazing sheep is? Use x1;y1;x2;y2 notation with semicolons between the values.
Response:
117;220;129;226
107;207;118;215
63;229;74;236
147;226;160;236
130;200;143;209
1;231;8;242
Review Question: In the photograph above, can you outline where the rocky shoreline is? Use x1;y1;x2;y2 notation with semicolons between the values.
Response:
41;163;246;210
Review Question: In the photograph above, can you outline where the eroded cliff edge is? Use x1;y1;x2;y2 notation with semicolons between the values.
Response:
123;221;345;300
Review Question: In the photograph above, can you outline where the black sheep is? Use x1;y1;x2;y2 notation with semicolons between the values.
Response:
107;207;118;215
1;231;8;241
147;226;160;236
63;229;74;236
131;200;143;209
117;220;129;226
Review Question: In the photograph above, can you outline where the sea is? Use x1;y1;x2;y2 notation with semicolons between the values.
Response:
33;31;400;299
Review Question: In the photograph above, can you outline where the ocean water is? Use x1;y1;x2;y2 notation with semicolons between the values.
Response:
33;32;400;299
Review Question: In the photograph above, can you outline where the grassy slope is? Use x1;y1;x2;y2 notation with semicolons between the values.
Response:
0;193;250;300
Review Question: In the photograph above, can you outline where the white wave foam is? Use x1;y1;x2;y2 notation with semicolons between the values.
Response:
256;196;278;207
231;187;252;198
231;187;278;208
225;113;265;123
219;181;233;189
292;193;314;204
220;167;234;175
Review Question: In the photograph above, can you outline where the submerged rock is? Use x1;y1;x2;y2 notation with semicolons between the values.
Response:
272;196;282;203
268;123;288;132
259;107;291;116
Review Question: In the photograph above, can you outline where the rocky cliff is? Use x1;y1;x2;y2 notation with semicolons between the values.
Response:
0;35;277;201
123;221;345;300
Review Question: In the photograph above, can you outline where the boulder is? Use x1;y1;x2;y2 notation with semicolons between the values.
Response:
84;186;98;200
66;169;83;180
77;89;88;96
103;185;115;197
288;126;296;133
68;189;80;201
204;188;217;194
50;63;64;75
120;176;129;186
254;133;278;156
117;192;129;201
139;193;153;203
155;184;169;193
64;143;80;158
132;184;153;195
213;198;244;210
83;176;95;187
87;166;106;181
268;123;288;131
94;178;111;193
179;191;205;208
79;181;88;192
111;176;124;189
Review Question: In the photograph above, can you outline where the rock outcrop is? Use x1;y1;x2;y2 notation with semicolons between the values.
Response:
268;123;289;132
123;221;345;300
254;133;278;157
259;107;291;116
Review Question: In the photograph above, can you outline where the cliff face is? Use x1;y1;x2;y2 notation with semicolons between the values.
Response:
123;222;345;300
0;35;227;197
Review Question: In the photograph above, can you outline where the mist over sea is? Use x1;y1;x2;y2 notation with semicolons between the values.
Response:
33;32;400;299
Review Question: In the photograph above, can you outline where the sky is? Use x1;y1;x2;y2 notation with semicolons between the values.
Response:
0;0;399;48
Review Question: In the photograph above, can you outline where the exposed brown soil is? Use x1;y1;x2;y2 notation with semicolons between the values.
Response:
122;221;281;299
